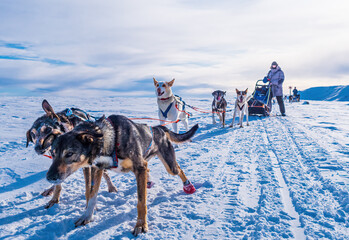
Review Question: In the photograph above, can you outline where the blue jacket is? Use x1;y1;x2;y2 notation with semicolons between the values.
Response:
267;66;285;96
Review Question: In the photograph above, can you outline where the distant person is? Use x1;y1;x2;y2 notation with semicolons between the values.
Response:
293;87;298;97
293;87;300;101
266;61;286;116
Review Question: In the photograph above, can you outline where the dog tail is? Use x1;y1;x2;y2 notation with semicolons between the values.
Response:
158;124;199;143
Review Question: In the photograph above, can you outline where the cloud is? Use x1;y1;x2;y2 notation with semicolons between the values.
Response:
0;0;348;97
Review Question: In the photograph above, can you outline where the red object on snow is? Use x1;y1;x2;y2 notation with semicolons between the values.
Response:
147;181;155;189
183;182;196;194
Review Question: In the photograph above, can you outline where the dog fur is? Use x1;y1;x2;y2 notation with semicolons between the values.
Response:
153;78;189;133
211;90;227;127
46;115;199;236
26;100;117;208
230;88;250;128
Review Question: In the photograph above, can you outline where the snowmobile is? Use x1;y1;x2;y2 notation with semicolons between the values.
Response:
248;79;272;116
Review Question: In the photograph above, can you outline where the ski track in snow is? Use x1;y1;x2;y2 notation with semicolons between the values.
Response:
0;97;348;240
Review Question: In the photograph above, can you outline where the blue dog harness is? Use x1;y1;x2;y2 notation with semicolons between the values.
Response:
65;108;95;122
159;102;174;118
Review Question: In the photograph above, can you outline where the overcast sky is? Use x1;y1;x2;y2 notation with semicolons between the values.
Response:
0;0;348;97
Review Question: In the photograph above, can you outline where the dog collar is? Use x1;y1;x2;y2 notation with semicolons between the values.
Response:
159;97;171;101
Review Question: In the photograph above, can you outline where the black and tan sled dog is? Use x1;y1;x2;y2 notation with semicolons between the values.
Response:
46;115;198;236
26;100;117;208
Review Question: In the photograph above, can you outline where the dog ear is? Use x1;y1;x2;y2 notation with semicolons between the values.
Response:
42;100;60;121
224;91;226;95
245;88;248;93
77;129;103;145
96;115;106;123
77;133;96;145
153;78;158;87
26;130;33;148
168;78;175;87
235;89;239;94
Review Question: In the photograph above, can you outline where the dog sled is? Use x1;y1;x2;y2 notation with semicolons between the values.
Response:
289;94;300;103
248;79;272;116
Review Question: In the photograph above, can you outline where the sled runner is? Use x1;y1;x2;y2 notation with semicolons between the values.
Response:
248;79;272;116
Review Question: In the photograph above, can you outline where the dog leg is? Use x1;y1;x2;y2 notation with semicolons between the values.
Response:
103;170;117;193
212;113;216;124
133;162;148;236
41;185;55;196
83;167;91;206
44;184;62;209
218;113;222;124
222;112;226;128
157;145;196;194
75;168;103;227
182;118;189;132
147;168;155;189
172;122;178;134
230;109;236;128
240;111;244;128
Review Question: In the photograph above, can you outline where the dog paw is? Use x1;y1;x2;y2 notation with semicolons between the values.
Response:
75;215;93;227
183;181;196;194
133;220;148;236
147;181;155;189
229;125;233;128
44;198;59;209
41;186;55;197
247;123;250;126
107;185;118;193
240;125;244;128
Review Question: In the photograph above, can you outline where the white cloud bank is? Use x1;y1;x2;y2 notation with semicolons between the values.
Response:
0;0;348;96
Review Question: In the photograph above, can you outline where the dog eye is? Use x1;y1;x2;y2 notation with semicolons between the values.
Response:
65;152;74;158
44;128;52;134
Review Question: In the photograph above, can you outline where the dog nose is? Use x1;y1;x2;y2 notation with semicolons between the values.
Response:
34;145;45;155
46;172;60;183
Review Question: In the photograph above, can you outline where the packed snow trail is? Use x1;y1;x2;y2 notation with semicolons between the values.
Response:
0;97;348;239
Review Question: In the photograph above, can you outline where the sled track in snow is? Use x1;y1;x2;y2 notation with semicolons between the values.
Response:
266;116;349;239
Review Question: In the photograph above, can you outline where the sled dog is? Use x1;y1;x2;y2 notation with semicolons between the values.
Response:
47;115;198;236
153;78;189;133
211;90;227;127
230;89;250;128
26;100;117;208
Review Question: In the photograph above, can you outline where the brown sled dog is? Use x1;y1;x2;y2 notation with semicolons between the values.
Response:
47;115;198;236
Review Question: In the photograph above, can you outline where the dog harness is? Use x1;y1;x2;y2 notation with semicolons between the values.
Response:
65;108;95;122
106;117;119;168
237;103;245;111
159;102;174;118
212;99;225;113
106;117;153;168
144;127;153;157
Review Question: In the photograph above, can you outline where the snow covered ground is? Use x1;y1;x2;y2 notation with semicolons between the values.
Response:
0;96;348;240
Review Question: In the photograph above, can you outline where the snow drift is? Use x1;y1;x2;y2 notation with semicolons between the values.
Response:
301;85;349;101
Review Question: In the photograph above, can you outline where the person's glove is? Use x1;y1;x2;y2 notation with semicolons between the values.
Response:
263;76;269;83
